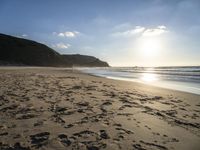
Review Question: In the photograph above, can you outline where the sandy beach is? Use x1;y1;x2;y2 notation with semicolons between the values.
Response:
0;67;200;150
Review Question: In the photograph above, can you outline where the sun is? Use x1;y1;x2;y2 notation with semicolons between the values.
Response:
129;33;167;66
139;37;161;57
137;37;162;60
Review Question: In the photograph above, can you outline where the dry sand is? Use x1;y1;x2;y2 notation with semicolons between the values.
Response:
0;67;199;150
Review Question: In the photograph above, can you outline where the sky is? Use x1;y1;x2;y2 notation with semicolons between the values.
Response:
0;0;200;66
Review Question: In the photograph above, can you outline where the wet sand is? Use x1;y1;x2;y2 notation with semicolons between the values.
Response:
0;67;200;150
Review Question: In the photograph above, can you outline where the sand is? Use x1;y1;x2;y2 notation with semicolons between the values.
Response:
0;67;199;150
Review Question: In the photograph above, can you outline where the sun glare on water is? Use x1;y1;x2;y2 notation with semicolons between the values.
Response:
141;73;158;82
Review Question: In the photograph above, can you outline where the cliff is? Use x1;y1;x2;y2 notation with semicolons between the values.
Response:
0;33;109;67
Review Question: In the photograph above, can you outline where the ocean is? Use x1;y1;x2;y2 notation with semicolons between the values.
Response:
80;66;200;95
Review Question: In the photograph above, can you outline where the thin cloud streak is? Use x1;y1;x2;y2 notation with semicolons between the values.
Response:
142;26;168;36
112;25;168;37
111;26;145;37
52;43;71;49
54;31;80;38
22;34;28;37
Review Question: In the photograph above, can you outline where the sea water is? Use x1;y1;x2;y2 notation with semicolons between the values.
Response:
80;66;200;95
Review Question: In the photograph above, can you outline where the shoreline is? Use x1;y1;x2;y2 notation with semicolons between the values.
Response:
80;69;200;97
0;67;200;150
1;66;199;97
1;66;199;96
80;67;200;95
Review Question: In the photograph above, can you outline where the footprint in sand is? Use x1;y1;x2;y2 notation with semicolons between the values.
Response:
0;142;30;150
58;134;72;147
30;132;50;148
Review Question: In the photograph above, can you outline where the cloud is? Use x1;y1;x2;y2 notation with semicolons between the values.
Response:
22;34;28;37
157;25;166;29
54;31;80;38
134;26;146;33
142;26;168;36
112;25;168;37
58;33;65;37
53;43;71;49
112;26;145;37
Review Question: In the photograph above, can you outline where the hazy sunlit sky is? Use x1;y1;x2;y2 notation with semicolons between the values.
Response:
0;0;200;66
